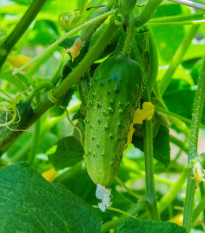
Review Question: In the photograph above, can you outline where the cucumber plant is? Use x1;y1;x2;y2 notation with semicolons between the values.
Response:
0;0;205;233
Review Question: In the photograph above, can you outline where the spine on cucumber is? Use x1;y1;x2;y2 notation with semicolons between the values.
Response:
84;55;143;187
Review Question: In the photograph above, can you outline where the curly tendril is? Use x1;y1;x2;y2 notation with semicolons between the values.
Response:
58;11;81;30
0;89;22;130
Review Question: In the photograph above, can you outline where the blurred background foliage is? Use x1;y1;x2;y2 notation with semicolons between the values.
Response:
0;1;205;231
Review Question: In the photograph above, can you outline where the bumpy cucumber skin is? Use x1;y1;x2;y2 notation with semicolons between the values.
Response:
84;56;143;187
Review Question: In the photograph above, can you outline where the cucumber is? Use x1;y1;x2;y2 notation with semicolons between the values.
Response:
84;55;143;187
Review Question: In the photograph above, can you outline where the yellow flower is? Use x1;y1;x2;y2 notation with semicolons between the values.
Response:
125;102;154;148
8;55;33;71
133;102;154;124
42;168;58;182
169;214;183;226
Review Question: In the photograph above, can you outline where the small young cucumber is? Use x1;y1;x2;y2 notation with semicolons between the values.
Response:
84;55;143;187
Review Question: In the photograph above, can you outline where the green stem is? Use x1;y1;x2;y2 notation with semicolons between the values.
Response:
26;44;58;77
199;182;205;223
147;28;158;94
147;19;205;26
0;0;47;69
192;196;205;224
115;176;142;199
101;201;147;232
144;119;160;220
121;12;135;57
169;134;189;155
183;55;205;233
143;79;159;220
155;105;205;129
159;25;200;95
125;165;186;187
93;205;135;218
140;167;187;219
158;167;187;213
149;12;205;24
26;82;54;103
135;0;163;27
13;10;115;74
27;119;40;164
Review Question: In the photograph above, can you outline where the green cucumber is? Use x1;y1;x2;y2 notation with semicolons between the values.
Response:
84;55;143;187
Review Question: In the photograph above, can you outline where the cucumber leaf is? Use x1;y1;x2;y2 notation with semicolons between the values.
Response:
118;218;188;233
0;162;101;233
48;136;84;170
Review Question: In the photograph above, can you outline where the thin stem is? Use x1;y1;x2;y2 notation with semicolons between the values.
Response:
143;79;160;220
126;165;186;187
169;134;189;154
159;25;200;95
147;19;205;26
26;82;54;103
155;105;205;129
158;167;188;213
144;119;160;220
0;0;47;69
115;177;142;199
93;205;135;218
135;0;163;27
192;196;205;224
101;201;147;232
149;12;205;23
121;13;135;57
139;167;188;219
183;55;205;233
13;10;115;75
27;119;40;164
147;28;158;94
168;0;205;11
26;44;57;77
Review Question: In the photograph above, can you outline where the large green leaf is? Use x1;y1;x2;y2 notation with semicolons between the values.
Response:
0;162;101;233
118;218;188;233
48;136;84;170
151;4;185;65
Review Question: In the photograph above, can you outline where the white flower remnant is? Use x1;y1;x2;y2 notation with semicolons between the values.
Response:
96;184;112;212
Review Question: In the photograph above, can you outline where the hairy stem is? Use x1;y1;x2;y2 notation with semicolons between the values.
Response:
0;0;47;69
135;0;163;27
183;55;205;232
122;13;135;57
